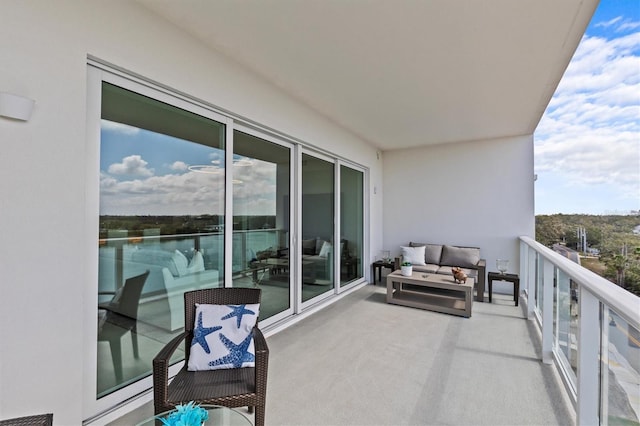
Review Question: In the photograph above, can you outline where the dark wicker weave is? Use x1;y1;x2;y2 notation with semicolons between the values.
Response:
0;414;53;426
153;288;269;426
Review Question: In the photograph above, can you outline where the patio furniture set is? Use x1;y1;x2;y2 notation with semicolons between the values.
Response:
380;242;519;318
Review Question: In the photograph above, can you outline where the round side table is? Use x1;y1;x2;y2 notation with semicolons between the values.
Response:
137;405;252;426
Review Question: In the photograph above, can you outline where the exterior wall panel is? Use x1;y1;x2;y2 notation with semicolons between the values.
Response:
382;135;535;289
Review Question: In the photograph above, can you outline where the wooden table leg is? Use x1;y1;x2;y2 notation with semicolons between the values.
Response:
488;276;493;303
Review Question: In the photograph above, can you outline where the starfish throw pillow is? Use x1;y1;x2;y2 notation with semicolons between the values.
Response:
187;302;260;371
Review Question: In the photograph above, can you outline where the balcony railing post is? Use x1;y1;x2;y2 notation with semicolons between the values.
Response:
542;259;554;364
527;245;536;319
519;241;527;312
577;287;600;426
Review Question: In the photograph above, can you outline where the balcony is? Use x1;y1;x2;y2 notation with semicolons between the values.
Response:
107;237;639;425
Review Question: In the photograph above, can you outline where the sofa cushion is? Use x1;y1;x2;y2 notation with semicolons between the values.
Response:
318;241;332;257
413;264;439;274
400;246;426;265
187;302;260;371
410;242;443;264
302;239;316;255
186;251;205;274
172;250;189;277
436;266;478;279
440;245;480;268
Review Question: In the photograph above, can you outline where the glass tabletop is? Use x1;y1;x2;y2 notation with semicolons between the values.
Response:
137;405;252;426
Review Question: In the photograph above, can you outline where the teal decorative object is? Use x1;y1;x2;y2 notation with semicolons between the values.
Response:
158;401;209;426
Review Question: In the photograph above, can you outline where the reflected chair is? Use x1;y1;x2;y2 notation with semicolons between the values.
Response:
0;414;53;426
98;270;150;383
153;288;269;426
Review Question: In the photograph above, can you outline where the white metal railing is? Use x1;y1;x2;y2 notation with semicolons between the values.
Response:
519;236;640;426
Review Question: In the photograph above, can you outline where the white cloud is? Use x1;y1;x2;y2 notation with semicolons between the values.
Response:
170;161;188;171
100;157;279;216
108;155;154;176
101;168;225;215
595;16;623;29
535;29;640;213
618;21;640;32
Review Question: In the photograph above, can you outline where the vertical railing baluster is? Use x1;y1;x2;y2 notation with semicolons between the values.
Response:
527;246;536;319
542;258;554;364
519;241;527;308
577;287;600;425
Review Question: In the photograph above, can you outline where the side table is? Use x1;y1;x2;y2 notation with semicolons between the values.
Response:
138;405;251;425
487;272;520;306
371;260;394;284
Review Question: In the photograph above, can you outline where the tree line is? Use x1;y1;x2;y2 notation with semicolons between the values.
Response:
536;214;640;296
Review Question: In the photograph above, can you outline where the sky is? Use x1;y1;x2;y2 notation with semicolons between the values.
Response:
534;0;640;215
100;121;278;216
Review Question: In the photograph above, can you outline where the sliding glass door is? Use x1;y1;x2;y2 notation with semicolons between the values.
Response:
88;65;367;419
339;165;364;286
232;130;292;321
98;82;225;398
301;153;335;304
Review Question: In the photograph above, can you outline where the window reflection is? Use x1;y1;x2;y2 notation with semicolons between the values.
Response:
231;131;291;319
98;83;225;397
301;154;335;303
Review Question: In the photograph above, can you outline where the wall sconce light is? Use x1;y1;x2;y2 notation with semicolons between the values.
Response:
0;92;35;121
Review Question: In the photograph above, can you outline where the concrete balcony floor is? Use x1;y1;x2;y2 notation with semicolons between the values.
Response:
110;283;575;425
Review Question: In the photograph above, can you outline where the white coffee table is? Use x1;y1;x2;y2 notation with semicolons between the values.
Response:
386;270;474;317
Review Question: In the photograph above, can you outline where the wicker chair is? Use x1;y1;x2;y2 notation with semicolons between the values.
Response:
0;414;53;426
98;270;150;382
153;287;269;426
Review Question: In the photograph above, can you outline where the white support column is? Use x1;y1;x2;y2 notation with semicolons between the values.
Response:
542;259;555;364
577;287;600;425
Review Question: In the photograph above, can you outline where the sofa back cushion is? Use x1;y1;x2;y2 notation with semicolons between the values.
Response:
400;245;427;265
410;242;443;264
440;245;480;268
302;238;316;255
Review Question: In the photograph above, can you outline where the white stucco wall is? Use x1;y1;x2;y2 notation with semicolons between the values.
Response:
382;135;536;282
0;1;382;423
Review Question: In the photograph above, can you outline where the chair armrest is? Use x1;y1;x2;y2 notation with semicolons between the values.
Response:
253;326;269;396
477;259;486;268
253;326;269;356
153;331;187;413
154;332;186;365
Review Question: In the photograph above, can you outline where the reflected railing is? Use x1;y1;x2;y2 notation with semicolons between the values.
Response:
99;228;287;294
520;236;640;425
97;228;288;397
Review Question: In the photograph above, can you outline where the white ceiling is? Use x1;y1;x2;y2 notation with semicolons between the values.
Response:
136;0;597;151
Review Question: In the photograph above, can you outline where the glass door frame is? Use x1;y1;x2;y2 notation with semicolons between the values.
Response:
298;149;338;310
335;159;367;293
85;63;233;420
228;123;296;327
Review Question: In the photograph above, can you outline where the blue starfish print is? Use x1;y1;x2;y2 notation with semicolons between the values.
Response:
191;311;221;354
221;304;256;328
209;332;255;368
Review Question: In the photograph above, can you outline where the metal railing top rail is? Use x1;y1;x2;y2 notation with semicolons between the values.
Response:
520;235;640;331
